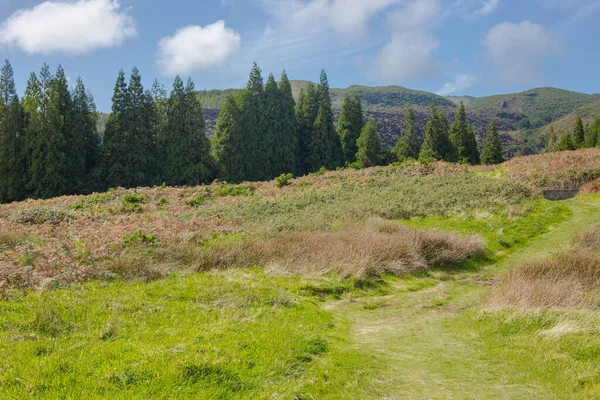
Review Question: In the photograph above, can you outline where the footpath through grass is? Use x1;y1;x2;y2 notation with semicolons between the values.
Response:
323;195;600;399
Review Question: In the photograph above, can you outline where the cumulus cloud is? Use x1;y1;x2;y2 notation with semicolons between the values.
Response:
437;74;477;96
482;21;565;84
260;0;400;38
0;0;136;54
157;20;241;77
372;31;439;81
372;0;442;82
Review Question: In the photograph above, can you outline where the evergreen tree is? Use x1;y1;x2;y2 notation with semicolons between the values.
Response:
419;103;455;161
262;73;280;179
546;126;558;153
161;77;212;186
72;77;100;192
395;107;420;161
557;133;575;151
28;64;68;199
0;60;26;203
480;121;504;165
356;118;382;168
101;70;130;188
213;95;245;182
573;116;585;148
240;62;265;181
337;94;364;163
308;70;344;171
273;70;298;176
296;83;319;175
450;103;479;164
151;79;168;173
587;118;600;148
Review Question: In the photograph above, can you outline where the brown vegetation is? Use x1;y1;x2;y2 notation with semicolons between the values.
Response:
484;224;600;309
498;147;600;190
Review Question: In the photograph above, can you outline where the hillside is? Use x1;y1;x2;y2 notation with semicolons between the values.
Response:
543;99;600;135
3;150;600;397
447;95;477;106
468;87;597;124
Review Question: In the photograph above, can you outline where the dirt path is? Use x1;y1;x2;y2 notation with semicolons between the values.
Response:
327;197;600;399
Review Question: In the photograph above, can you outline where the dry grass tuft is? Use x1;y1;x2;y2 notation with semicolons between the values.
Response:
484;224;600;309
580;178;600;194
185;219;484;277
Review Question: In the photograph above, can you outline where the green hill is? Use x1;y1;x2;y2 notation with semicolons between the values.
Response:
468;87;597;124
447;95;477;106
543;99;600;135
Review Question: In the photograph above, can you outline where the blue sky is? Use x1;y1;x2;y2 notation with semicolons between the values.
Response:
0;0;599;111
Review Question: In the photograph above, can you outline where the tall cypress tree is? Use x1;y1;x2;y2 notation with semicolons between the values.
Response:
419;103;455;161
213;95;245;182
72;77;100;192
28;64;68;199
480;121;504;165
356;118;382;168
586;118;600;148
546;126;558;152
450;102;479;164
296;83;319;175
337;94;364;163
573;116;585;149
101;70;130;188
151;79;168;174
274;70;298;176
0;60;26;203
308;70;343;171
262;73;280;179
395;106;420;161
160;76;212;186
557;133;575;151
239;62;264;181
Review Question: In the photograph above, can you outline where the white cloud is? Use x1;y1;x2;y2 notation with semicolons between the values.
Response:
437;74;477;96
472;0;498;17
0;0;136;54
372;31;439;81
387;0;443;30
372;0;443;82
260;0;400;38
482;21;565;84
452;0;499;19
157;20;241;77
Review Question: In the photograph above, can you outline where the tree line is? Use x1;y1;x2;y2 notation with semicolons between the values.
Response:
0;59;505;204
546;115;600;152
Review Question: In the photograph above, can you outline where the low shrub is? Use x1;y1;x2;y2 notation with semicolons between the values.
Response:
275;173;294;188
16;208;74;225
121;230;158;248
121;193;145;213
185;194;207;207
214;183;256;197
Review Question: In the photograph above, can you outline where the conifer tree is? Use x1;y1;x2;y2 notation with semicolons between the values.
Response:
28;64;68;199
72;77;100;192
273;70;298;176
262;73;280;179
557;133;575;151
101;70;130;188
213;95;245;182
151;79;168;173
160;77;212;186
296;83;319;175
450;103;479;164
573;116;585;148
587;118;600;148
480;121;504;165
419;103;455;161
546;126;558;152
395;107;420;161
308;70;344;171
239;62;265;181
0;60;26;203
356;118;381;168
337;94;364;163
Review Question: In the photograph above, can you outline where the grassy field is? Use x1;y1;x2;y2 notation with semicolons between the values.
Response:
3;150;600;398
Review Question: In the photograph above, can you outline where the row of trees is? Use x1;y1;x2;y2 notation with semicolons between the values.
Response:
0;59;506;204
394;102;504;166
547;116;600;152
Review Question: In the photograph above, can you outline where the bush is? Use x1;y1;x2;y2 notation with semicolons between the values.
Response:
214;183;256;197
121;193;145;213
185;194;208;207
275;173;294;188
16;208;74;225
121;230;158;248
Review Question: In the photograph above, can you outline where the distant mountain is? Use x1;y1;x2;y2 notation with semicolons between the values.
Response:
447;96;477;106
467;88;598;124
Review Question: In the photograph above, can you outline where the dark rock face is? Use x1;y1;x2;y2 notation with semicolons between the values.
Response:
542;190;579;201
